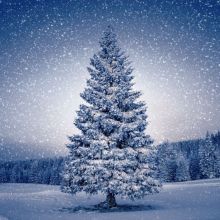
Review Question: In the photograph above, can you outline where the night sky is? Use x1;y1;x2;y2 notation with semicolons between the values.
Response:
0;0;220;159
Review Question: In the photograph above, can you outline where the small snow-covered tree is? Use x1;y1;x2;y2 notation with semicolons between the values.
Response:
0;167;7;183
214;148;220;178
199;133;218;179
156;142;178;182
156;142;171;182
61;26;161;208
29;160;39;183
189;154;200;180
175;154;190;182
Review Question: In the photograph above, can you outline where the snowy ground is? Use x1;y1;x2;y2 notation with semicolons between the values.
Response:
0;179;220;220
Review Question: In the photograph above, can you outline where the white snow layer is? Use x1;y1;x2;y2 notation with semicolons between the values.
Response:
0;179;220;220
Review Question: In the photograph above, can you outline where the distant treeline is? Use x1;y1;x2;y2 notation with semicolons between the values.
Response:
155;131;220;182
0;157;64;185
0;131;220;185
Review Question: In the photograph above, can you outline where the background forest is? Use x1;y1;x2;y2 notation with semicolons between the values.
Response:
1;131;219;185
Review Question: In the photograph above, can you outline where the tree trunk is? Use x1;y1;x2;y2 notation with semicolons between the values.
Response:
106;192;117;208
97;192;117;209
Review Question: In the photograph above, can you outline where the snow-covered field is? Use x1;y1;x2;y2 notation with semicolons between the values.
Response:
0;179;220;220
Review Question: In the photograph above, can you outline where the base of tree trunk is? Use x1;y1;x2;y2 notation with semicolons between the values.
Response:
98;193;117;209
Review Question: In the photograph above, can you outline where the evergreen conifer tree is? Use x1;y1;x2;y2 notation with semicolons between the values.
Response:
175;154;190;182
61;26;161;208
156;142;171;182
199;133;218;179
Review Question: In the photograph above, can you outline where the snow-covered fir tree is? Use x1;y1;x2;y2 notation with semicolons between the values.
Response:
61;26;161;208
156;142;178;182
156;142;171;182
0;167;7;183
175;154;190;182
199;133;218;179
189;154;200;180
